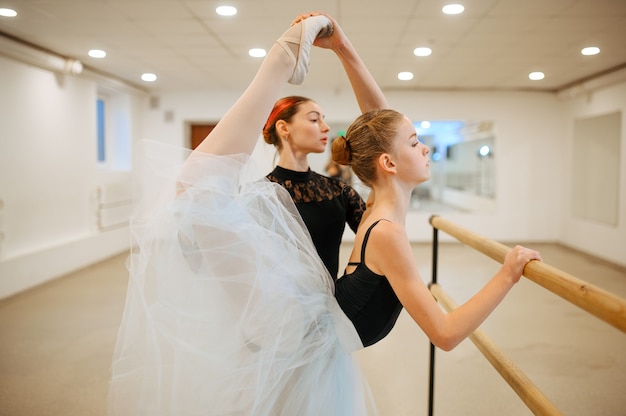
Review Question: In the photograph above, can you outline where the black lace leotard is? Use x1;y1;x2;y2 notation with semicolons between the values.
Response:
267;166;366;280
335;220;403;347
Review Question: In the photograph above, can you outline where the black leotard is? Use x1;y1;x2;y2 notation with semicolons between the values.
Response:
335;220;403;347
267;166;366;280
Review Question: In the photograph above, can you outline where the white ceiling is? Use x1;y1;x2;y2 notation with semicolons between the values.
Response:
1;0;625;94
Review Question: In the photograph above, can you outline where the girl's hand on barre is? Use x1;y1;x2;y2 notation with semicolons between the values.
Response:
501;245;542;284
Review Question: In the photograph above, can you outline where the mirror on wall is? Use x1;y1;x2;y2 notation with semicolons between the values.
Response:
318;120;498;214
411;120;497;213
571;111;621;226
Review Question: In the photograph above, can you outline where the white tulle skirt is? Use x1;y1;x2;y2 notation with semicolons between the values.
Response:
108;141;376;415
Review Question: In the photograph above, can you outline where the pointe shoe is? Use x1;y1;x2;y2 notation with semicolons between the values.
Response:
276;15;333;85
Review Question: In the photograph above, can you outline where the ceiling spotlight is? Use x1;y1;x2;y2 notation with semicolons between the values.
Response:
398;72;414;81
141;73;157;82
413;47;432;57
529;71;545;81
0;8;17;17
88;49;107;58
248;48;266;58
216;6;237;16
581;46;600;56
442;4;465;15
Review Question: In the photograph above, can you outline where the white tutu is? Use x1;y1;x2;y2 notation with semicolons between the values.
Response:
109;141;377;415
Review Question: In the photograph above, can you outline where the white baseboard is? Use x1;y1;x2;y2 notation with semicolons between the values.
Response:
0;228;129;300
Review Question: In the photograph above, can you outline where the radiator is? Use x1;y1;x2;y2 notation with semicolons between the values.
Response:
96;182;132;230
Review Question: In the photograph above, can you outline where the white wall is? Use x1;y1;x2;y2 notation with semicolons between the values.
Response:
0;55;146;299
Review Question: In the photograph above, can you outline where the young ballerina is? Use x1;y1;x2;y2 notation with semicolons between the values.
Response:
331;110;542;348
108;12;542;416
264;14;387;279
264;96;367;280
109;14;377;416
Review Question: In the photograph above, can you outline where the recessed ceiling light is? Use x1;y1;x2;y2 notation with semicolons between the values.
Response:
88;49;107;58
141;73;157;82
216;6;237;16
398;72;414;81
0;8;17;17
529;72;545;81
249;48;266;58
581;46;600;56
413;47;432;57
442;4;464;15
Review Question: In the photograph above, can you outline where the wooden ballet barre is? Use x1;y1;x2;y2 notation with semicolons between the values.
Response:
429;215;626;334
429;284;564;416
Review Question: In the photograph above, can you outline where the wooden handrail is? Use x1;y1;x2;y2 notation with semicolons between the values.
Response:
429;215;626;334
430;284;564;416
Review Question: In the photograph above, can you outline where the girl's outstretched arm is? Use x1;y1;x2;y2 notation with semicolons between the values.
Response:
367;221;542;350
300;12;388;113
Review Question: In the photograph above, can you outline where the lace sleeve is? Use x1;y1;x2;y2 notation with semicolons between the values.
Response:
342;184;366;232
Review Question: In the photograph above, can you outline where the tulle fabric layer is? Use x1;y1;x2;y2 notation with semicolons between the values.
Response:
108;141;376;415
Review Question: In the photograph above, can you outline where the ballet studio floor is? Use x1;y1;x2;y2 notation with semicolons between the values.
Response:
1;241;624;415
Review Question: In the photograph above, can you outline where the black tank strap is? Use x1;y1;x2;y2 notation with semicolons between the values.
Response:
347;219;389;266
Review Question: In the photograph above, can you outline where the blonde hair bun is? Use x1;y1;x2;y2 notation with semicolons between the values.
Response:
331;136;351;165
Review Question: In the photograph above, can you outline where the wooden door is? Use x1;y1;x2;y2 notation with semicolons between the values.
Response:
190;124;217;149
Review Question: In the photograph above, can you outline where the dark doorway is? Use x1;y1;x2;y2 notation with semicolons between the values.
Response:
190;124;217;149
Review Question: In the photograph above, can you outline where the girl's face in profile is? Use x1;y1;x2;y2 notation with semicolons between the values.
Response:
283;101;331;155
392;116;431;185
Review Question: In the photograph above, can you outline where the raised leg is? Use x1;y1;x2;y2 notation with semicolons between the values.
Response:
194;15;333;157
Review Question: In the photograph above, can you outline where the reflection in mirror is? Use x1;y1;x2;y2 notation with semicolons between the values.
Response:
412;120;497;213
